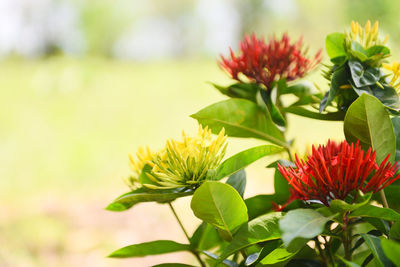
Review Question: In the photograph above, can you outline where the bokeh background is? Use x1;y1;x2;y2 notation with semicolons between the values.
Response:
1;0;399;266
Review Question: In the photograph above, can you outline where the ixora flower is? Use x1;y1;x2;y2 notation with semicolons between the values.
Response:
144;126;227;190
346;20;389;49
125;146;157;190
278;140;400;206
383;61;400;92
219;33;322;90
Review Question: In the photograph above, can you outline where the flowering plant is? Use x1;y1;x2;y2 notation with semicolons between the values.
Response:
107;21;400;266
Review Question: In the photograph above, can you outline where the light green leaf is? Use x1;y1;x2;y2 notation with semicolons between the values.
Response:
190;181;248;237
108;240;190;258
190;222;222;251
106;188;192;211
191;98;286;146
344;93;396;164
215;145;284;180
260;245;296;264
349;204;400;221
337;255;361;267
329;192;372;213
326;33;346;61
381;238;400;267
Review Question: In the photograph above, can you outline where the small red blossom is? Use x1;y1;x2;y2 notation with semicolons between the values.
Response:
219;33;322;89
278;140;400;206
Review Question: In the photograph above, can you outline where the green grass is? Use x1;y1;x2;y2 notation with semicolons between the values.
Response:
0;56;343;266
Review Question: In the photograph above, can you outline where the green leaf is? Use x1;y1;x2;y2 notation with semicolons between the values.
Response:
381;238;400;267
348;60;380;87
349;204;400;221
108;240;190;258
245;240;282;266
260;245;297;264
337;255;361;267
284;106;345;121
366;45;390;57
215;145;284;180
350;42;369;62
190;181;248;236
360;234;395;267
391;117;400;161
211;82;259;102
191;98;286;146
280;209;334;249
152;264;197;267
274;168;290;202
320;64;349;112
226;169;246;197
260;89;286;127
329;192;372;213
218;212;282;261
245;194;285;220
344;93;396;164
190;222;223;251
200;250;238;267
106;188;192;211
389;221;400;241
353;84;400;111
326;33;346;62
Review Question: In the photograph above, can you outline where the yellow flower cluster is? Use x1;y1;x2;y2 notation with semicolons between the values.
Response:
125;146;157;190
125;126;228;190
347;20;389;49
145;126;227;189
383;61;400;91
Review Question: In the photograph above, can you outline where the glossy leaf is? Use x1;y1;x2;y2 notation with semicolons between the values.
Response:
218;212;282;261
191;98;286;146
108;240;190;258
215;144;284;180
200;250;238;267
190;222;222;251
245;240;282;266
320;64;349;112
337;256;361;267
260;245;297;264
360;234;395;267
366;45;390;57
260;89;286;127
326;33;346;62
226;169;246;197
381;238;400;267
106;188;192;211
344;93;396;164
211;82;259;102
284;106;345;121
389;221;400;240
245;194;285;220
273;168;290;202
353;84;400;111
190;181;248;236
329;192;371;213
280;209;333;249
348;60;380;87
349;204;400;221
391;117;400;161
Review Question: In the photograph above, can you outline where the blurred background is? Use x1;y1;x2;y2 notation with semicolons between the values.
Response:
1;0;399;266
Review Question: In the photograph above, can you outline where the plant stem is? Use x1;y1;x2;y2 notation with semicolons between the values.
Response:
380;189;389;209
342;213;352;261
286;148;294;162
168;203;206;267
314;237;328;266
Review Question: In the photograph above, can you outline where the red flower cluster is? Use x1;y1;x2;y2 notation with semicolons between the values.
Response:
219;33;322;89
278;140;400;206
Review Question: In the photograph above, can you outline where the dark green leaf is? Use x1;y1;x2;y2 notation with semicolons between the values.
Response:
190;222;222;250
365;218;390;235
381;238;400;267
337;255;361;267
260;89;286;127
329;192;372;213
106;188;192;211
350;42;369;62
274;168;290;202
191;98;286;146
349;204;400;221
344;93;396;164
108;240;190;258
211;82;259;102
218;212;282;261
152;264;196;267
284;106;345;121
360;233;395;267
348;60;380;87
320;64;349;112
226;169;246;197
200;250;238;267
326;33;346;62
215;145;284;180
391;117;400;161
245;194;283;220
280;209;334;249
245;240;281;266
260;245;297;264
191;181;248;236
353;84;400;111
